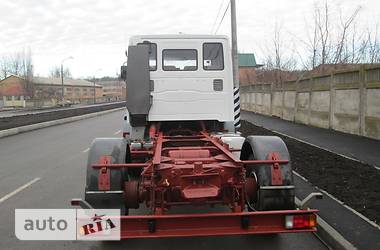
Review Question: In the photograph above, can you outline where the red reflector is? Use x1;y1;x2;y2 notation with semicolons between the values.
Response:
123;132;130;137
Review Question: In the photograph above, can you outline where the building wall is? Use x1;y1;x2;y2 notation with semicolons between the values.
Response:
34;84;61;100
102;86;123;97
99;80;126;101
0;76;27;107
0;76;27;97
240;65;380;140
34;84;103;102
1;76;103;101
239;67;257;86
0;76;109;108
64;85;102;100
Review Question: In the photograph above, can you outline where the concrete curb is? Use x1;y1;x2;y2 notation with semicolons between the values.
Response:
295;198;357;250
0;107;124;139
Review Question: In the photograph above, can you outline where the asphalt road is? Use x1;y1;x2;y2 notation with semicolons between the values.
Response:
0;110;327;250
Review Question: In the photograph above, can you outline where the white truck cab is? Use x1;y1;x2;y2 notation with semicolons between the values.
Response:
122;35;240;140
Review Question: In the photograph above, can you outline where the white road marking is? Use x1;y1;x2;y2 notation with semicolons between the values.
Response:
113;130;121;135
82;148;90;153
0;177;41;204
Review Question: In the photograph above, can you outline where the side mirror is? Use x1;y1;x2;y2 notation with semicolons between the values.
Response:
120;65;127;81
125;50;128;57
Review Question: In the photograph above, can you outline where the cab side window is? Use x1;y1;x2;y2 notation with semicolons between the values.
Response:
203;43;224;70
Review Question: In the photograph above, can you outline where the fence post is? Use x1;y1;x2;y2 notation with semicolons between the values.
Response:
329;73;335;129
359;65;367;136
294;79;299;122
270;83;273;115
307;77;313;125
281;82;285;119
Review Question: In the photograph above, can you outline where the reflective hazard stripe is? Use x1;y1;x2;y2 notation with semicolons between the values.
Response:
234;87;241;128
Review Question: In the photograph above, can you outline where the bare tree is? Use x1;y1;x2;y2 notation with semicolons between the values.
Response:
296;2;370;70
333;6;361;63
0;48;34;97
365;24;380;63
0;48;33;79
0;56;10;79
49;66;72;78
311;20;319;68
23;48;34;98
316;2;330;65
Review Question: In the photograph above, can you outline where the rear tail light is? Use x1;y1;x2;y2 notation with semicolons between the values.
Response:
285;214;317;229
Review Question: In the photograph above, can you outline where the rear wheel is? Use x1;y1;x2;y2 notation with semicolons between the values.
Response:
85;138;129;214
242;136;295;211
246;153;294;211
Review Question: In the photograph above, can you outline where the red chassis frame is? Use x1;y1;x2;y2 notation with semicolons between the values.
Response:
87;124;318;238
118;210;317;239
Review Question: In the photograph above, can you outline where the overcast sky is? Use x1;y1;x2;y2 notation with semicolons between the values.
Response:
0;0;379;78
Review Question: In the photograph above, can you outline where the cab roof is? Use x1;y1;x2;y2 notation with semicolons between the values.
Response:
129;34;229;43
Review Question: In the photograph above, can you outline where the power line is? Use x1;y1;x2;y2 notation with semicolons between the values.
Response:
210;0;225;34
214;1;230;34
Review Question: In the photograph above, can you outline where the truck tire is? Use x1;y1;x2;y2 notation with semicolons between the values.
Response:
241;136;295;211
85;138;128;214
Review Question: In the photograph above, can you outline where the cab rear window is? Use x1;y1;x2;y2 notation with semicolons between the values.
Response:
203;43;224;70
162;49;198;71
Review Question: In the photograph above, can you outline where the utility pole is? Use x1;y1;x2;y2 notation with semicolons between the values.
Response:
93;78;96;104
230;0;241;130
61;64;64;103
93;69;102;104
60;56;73;104
230;0;239;88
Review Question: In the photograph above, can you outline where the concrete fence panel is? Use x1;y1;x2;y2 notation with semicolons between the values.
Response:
283;91;296;121
256;92;263;113
333;89;360;134
249;92;256;112
310;91;330;129
241;65;380;140
262;93;271;115
272;91;283;117
365;88;380;138
295;92;309;125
